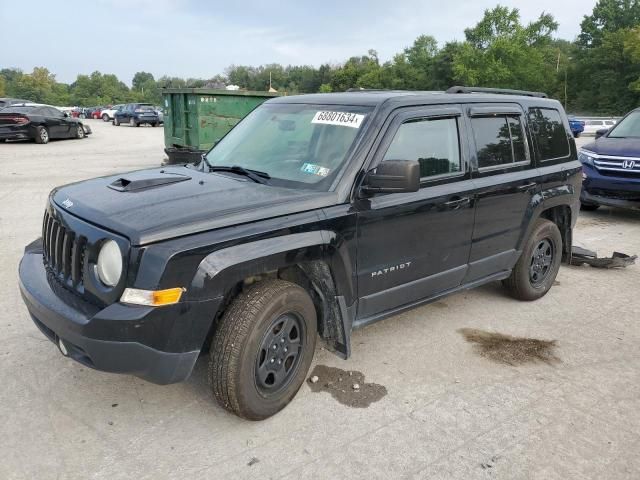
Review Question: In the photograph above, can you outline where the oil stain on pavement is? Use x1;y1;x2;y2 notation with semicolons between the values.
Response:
308;365;387;408
458;328;560;366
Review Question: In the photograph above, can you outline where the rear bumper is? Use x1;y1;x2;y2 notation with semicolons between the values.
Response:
135;116;159;123
0;125;31;140
19;243;222;384
581;163;640;209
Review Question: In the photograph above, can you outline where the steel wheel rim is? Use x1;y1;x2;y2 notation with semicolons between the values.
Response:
529;238;554;286
254;312;305;396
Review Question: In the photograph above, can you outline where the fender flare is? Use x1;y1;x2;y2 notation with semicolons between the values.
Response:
190;230;355;358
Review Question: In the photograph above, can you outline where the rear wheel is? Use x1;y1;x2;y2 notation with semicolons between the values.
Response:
102;114;109;122
151;122;158;127
209;280;317;420
114;117;120;126
502;218;562;301
34;126;49;144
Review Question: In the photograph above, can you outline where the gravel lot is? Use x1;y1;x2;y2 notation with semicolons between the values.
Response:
1;122;639;479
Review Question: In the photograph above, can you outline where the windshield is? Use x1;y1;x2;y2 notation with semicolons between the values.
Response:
204;103;372;191
608;111;640;138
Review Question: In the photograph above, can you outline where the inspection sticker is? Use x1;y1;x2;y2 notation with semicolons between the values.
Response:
301;163;331;177
311;111;364;128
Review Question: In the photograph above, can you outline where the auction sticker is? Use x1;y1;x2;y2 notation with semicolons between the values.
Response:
311;111;364;128
301;163;331;177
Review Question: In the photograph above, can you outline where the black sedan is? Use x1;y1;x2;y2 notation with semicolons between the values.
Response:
0;105;92;144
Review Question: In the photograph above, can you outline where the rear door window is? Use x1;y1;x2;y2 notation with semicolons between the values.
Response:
528;108;570;161
471;115;529;169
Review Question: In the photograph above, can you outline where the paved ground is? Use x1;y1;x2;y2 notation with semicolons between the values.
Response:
1;124;639;479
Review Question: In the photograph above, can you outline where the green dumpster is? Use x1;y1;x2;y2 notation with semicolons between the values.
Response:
161;88;280;164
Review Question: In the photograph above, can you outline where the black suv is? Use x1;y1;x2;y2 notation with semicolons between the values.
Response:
19;87;581;420
113;103;160;127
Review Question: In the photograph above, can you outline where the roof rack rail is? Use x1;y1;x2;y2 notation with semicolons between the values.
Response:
446;86;548;98
345;88;391;92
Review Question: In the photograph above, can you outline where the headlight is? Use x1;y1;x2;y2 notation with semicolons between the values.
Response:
97;240;122;287
578;150;596;166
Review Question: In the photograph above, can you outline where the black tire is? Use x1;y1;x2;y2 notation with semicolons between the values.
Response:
151;122;157;127
580;202;600;211
129;117;136;127
34;126;49;144
502;218;562;301
209;280;317;420
114;117;120;126
102;114;109;122
75;124;85;139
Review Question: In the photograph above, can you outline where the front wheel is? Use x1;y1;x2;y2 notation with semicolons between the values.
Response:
75;124;85;139
113;117;120;126
209;280;317;420
102;114;109;122
502;218;562;301
129;117;136;127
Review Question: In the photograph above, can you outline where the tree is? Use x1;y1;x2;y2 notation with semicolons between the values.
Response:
578;0;640;47
0;76;5;97
132;71;155;90
452;7;559;93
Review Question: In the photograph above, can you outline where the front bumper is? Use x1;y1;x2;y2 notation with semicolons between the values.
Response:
19;243;222;384
581;163;640;210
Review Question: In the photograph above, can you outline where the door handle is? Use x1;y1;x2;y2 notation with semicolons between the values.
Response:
443;197;471;209
516;182;537;192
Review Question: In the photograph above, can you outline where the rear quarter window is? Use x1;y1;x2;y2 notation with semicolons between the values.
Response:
471;115;528;170
528;108;570;161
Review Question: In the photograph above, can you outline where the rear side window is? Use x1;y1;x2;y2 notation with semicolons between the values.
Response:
383;117;461;178
529;108;570;161
471;115;528;169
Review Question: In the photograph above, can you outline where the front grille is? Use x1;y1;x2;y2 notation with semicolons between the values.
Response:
42;209;87;290
593;155;640;175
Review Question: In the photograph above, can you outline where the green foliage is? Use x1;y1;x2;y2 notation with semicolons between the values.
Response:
578;0;640;47
452;7;559;93
1;1;639;115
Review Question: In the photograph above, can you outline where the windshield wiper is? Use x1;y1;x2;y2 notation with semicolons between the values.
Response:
202;156;270;184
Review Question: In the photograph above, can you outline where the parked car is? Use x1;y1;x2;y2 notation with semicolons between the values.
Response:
100;104;123;122
18;87;580;420
579;108;640;210
154;106;164;124
0;104;91;144
90;107;105;119
568;117;585;138
582;119;616;136
113;103;160;127
0;98;32;110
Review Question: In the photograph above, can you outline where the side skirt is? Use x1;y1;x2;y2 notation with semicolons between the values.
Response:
352;269;512;330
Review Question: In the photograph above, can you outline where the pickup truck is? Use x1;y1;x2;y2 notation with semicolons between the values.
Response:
18;87;581;420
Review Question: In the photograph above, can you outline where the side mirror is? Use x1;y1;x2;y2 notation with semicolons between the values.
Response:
595;128;608;139
63;112;69;118
362;160;420;194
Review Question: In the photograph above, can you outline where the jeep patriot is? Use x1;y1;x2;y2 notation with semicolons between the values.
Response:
19;86;581;419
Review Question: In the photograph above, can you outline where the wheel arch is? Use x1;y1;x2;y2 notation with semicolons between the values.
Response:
191;231;355;358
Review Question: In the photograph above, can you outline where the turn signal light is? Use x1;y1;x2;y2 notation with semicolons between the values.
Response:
120;287;185;306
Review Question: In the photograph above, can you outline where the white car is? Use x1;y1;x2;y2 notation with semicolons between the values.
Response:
100;104;123;122
582;119;617;136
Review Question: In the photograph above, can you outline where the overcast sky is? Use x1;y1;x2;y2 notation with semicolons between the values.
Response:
0;0;598;85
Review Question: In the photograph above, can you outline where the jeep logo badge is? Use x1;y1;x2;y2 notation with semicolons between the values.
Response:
622;160;636;169
61;198;73;208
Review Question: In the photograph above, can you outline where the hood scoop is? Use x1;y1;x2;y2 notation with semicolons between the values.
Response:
108;171;191;192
